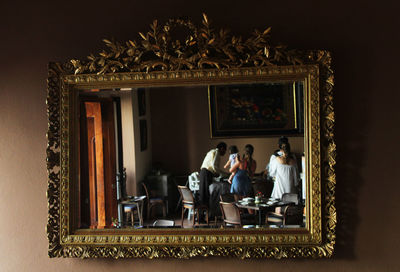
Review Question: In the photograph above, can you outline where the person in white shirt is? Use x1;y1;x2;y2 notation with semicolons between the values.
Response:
264;136;294;179
198;142;227;206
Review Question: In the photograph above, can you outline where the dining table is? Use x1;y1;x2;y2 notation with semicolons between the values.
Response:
235;198;294;226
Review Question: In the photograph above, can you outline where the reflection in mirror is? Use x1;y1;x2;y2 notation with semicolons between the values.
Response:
75;82;305;230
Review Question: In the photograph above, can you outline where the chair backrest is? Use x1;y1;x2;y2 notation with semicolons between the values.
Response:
152;219;175;227
220;202;241;226
282;193;299;205
220;193;235;203
141;182;150;199
177;185;194;204
283;205;303;225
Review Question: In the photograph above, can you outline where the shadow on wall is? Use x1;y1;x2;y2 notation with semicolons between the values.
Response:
332;45;372;259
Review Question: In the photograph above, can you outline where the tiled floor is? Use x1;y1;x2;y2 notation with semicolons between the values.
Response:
142;214;224;228
124;209;306;229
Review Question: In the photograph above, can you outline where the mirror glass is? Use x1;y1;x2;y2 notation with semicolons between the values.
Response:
74;81;306;230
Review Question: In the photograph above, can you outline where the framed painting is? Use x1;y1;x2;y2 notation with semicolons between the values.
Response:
209;82;304;137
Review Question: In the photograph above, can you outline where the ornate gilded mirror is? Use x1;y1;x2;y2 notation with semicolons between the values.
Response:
46;14;336;258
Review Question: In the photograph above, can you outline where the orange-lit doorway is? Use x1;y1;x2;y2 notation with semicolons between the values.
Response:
79;97;118;229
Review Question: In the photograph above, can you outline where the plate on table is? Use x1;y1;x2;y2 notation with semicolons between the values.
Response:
266;199;279;205
238;200;254;205
242;197;254;202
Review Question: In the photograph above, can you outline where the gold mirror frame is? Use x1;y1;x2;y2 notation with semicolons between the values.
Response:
46;14;335;258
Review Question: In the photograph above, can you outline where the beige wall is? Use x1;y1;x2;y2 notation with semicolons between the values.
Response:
132;88;153;193
120;91;136;194
150;86;304;175
1;1;400;271
120;89;152;195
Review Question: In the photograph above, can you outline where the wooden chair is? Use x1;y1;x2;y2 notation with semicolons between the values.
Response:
177;185;208;227
142;182;167;220
266;193;303;226
215;193;236;225
282;193;299;205
220;202;242;226
220;202;256;227
283;205;303;226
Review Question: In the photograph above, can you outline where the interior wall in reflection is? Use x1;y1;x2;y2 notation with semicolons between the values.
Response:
120;89;152;196
150;87;304;176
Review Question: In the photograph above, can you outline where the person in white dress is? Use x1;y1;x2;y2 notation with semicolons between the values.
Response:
264;136;296;179
269;142;299;200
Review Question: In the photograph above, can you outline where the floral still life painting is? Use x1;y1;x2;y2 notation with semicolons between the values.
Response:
209;82;304;137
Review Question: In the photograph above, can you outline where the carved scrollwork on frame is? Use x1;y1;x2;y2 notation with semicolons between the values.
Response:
71;14;307;75
47;14;336;259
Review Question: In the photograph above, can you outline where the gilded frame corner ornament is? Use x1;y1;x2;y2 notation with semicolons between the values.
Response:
46;14;336;259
